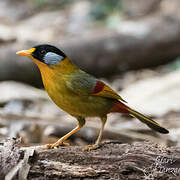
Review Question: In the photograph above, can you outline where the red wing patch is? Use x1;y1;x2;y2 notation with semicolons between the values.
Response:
92;81;105;94
92;80;127;103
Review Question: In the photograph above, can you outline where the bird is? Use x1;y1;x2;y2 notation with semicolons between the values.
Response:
16;44;169;150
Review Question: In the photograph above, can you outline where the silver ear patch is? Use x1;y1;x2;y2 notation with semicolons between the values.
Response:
43;52;64;65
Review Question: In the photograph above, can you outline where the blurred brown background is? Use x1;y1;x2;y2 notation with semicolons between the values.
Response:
0;0;180;147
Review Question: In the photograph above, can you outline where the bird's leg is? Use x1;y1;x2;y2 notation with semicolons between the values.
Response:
46;117;85;149
84;116;107;151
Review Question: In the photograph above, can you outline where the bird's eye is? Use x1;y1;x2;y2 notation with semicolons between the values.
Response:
40;50;46;54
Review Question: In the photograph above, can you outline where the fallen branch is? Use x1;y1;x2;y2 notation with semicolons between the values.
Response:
0;138;179;179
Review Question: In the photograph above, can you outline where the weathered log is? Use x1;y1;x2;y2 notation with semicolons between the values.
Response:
0;138;179;179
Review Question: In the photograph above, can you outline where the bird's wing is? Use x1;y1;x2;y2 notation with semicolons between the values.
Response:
66;70;127;102
91;80;127;102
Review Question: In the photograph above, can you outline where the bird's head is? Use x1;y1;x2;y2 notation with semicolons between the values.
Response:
16;44;67;66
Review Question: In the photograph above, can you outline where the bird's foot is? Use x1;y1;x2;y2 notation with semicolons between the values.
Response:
46;141;70;149
83;144;100;151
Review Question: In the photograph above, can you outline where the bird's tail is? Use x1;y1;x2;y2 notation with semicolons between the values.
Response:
110;101;169;134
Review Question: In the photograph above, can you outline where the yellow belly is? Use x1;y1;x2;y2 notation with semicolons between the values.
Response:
37;60;112;118
46;82;112;117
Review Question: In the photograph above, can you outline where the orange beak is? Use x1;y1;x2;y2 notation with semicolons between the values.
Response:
16;48;36;57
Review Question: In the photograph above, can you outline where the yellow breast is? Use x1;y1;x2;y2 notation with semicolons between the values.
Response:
31;57;111;117
31;57;83;114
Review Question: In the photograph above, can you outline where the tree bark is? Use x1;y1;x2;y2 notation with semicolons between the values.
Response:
0;138;179;179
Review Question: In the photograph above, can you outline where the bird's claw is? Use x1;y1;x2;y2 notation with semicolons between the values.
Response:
83;144;100;151
46;141;70;149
